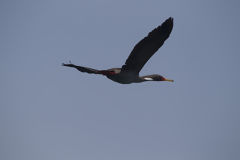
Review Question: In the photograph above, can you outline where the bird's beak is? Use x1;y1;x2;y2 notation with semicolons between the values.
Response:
164;78;174;82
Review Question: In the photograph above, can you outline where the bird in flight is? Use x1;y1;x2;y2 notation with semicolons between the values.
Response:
63;17;174;84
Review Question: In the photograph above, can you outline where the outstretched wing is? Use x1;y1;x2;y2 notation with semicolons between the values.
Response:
121;17;173;74
62;63;101;74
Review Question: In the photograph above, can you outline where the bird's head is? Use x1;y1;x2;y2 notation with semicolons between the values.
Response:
142;74;174;82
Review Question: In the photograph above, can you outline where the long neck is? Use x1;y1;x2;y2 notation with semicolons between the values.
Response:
134;76;151;83
139;74;161;82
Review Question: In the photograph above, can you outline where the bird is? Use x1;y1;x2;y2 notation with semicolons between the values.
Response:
63;17;174;84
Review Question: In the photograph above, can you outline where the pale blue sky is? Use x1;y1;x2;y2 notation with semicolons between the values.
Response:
1;0;240;160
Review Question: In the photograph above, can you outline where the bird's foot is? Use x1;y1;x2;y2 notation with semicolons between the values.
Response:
62;61;75;67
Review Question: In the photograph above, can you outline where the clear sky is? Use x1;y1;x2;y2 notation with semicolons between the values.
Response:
1;0;240;160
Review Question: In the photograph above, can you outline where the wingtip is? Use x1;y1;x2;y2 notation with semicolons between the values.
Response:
167;17;174;22
165;17;174;28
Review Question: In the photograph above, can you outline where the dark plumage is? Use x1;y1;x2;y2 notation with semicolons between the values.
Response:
63;17;174;84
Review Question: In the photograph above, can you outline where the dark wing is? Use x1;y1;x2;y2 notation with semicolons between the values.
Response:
62;63;101;74
121;17;173;74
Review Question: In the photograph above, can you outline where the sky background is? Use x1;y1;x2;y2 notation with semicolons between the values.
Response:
1;0;240;160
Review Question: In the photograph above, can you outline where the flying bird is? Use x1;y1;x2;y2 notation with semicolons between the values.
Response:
63;17;174;84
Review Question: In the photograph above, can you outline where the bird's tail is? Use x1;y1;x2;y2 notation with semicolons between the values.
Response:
62;62;103;75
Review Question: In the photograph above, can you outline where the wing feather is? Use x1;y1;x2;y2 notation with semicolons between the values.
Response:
122;17;173;73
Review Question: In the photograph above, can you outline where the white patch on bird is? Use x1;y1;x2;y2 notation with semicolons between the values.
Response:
144;77;153;81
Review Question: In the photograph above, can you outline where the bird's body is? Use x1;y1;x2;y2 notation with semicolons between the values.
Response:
106;69;140;84
63;17;174;84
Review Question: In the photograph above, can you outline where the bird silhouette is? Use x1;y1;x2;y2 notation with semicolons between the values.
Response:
63;17;174;84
